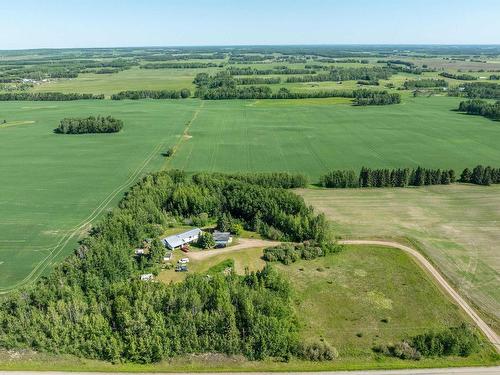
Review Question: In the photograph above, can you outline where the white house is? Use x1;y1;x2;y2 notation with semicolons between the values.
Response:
162;228;202;250
213;231;232;247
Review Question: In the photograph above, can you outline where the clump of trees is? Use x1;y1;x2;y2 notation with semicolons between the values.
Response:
263;242;342;265
353;89;401;105
111;89;191;100
320;167;455;188
403;79;448;89
374;324;481;360
0;92;104;101
451;82;500;100
439;72;477;81
0;171;335;363
458;99;500;120
197;232;215;249
460;165;500;185
55;116;123;134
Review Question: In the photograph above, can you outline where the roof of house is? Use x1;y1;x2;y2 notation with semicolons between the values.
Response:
162;228;202;248
213;231;231;242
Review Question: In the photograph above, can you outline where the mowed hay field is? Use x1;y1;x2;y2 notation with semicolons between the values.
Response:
169;96;500;177
0;99;200;291
298;185;500;333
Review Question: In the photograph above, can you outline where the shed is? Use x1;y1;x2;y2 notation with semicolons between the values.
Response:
213;231;232;247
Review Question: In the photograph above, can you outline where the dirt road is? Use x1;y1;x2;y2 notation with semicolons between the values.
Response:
339;240;500;353
187;238;279;260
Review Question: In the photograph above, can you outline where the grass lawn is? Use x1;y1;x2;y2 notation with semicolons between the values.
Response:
298;184;500;334
0;99;200;291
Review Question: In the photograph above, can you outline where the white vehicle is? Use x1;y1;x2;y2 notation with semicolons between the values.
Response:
178;257;190;264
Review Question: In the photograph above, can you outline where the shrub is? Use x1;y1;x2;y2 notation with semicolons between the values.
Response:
197;232;215;249
297;341;338;361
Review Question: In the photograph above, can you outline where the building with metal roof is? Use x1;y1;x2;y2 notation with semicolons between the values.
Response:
162;228;202;249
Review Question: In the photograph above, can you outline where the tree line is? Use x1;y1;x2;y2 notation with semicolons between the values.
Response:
228;67;314;76
320;165;500;188
111;89;191;100
403;79;448;89
0;171;333;363
439;72;477;81
320;167;456;188
458;99;500;120
235;77;281;85
353;89;401;105
0;92;104;101
55;116;123;134
141;62;221;69
452;82;500;100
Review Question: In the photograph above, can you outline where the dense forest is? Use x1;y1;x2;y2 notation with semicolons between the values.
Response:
285;67;393;83
454;82;500;100
55;116;124;134
0;171;332;363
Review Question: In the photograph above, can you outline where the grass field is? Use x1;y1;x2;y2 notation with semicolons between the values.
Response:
298;185;500;334
170;96;500;177
0;99;200;290
2;96;500;290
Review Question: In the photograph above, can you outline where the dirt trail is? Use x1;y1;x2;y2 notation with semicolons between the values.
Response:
339;240;500;353
188;238;278;260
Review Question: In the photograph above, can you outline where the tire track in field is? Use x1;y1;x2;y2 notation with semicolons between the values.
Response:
162;101;205;171
0;136;169;293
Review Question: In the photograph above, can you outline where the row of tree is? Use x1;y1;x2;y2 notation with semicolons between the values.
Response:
403;79;448;89
458;99;500;120
0;171;332;363
235;77;281;85
0;92;104;101
320;165;500;188
353;89;401;105
439;72;477;80
320;167;456;188
111;89;191;100
453;82;500;100
141;62;221;69
55;116;123;134
228;67;313;75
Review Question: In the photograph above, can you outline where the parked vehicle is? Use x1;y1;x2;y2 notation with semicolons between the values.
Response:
178;257;190;264
175;265;188;272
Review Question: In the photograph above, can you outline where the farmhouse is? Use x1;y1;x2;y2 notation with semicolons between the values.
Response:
162;228;202;250
213;231;232;247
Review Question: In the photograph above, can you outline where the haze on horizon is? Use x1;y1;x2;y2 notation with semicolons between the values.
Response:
0;0;499;50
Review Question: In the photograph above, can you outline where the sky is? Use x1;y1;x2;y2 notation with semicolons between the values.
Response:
0;0;499;49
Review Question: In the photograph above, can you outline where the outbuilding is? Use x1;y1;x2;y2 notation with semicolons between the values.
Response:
213;231;233;248
162;228;202;250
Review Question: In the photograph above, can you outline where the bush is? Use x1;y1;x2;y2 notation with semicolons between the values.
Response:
197;232;215;249
263;241;341;265
297;341;338;361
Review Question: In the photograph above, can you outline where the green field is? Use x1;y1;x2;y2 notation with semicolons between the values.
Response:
1;95;500;290
299;185;500;333
169;96;500;177
0;99;200;290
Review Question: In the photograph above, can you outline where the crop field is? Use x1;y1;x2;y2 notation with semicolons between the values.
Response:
299;185;500;333
0;99;200;290
169;95;500;177
1;95;500;291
